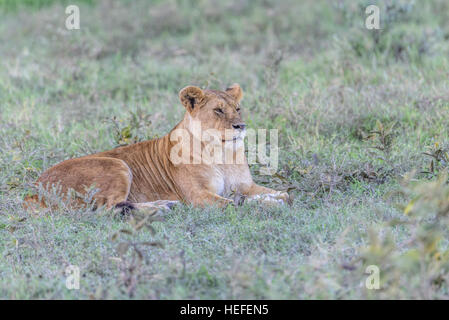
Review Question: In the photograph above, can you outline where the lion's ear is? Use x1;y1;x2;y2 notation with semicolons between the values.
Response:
225;83;243;103
179;86;204;113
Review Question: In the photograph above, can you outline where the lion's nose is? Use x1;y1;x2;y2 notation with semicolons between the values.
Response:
232;123;246;130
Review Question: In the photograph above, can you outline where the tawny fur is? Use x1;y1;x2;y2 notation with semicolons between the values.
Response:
24;84;289;210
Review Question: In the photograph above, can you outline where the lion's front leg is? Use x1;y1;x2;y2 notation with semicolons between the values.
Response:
189;190;234;208
239;183;290;205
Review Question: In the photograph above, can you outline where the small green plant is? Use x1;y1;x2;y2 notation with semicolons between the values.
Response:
364;120;396;161
111;208;164;298
422;142;449;178
105;107;154;146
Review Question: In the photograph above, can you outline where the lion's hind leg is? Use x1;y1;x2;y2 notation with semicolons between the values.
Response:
25;157;133;211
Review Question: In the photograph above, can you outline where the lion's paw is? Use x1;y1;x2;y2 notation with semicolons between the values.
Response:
246;191;290;205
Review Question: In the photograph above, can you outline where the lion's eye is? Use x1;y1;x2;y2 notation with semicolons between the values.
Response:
214;108;224;115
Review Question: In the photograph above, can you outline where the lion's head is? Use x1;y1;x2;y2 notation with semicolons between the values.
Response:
179;84;246;144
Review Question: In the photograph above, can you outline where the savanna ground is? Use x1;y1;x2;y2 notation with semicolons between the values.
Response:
1;0;449;299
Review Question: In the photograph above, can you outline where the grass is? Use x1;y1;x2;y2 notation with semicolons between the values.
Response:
1;0;449;299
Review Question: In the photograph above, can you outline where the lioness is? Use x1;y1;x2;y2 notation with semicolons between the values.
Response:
25;84;289;212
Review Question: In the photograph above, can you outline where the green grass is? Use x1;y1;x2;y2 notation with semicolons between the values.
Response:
1;0;449;299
